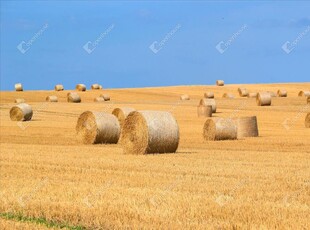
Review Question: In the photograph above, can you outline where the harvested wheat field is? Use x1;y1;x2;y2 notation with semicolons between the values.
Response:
0;83;310;229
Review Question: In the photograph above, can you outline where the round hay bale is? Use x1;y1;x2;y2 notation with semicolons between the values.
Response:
67;92;81;103
76;111;120;144
233;116;259;139
216;80;224;86
267;91;277;97
298;91;310;97
199;98;216;113
46;95;58;102
238;88;249;97
277;90;287;97
15;83;23;91
54;84;64;91
10;103;33;121
307;96;310;104
197;105;212;117
203;118;237;141
94;97;105;102
248;92;258;98
91;84;100;90
180;94;190;100
100;94;110;101
256;92;271;106
305;113;310;128
76;84;86;91
99;85;103;89
112;107;136;127
204;92;214;99
15;98;25;104
120;111;179;155
222;93;234;99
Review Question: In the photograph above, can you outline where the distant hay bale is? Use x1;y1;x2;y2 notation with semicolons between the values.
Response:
306;113;310;128
277;90;287;97
46;95;58;102
238;88;249;97
197;105;212;117
120;111;179;154
10;103;33;121
180;94;190;100
15;83;23;91
233;116;259;139
216;80;224;86
94;97;105;102
298;90;310;97
203;118;237;141
76;84;86;91
91;84;100;90
112;107;136;127
100;94;110;101
204;92;214;98
99;85;103;89
222;93;234;99
248;92;258;98
67;92;81;103
15;98;25;104
199;98;216;113
76;111;120;144
307;96;310;104
55;84;64;91
267;91;277;97
256;92;271;106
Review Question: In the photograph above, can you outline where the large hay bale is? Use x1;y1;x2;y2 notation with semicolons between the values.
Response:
15;98;25;104
100;94;110;101
76;84;86;91
91;84;100;90
120;111;179;155
94;97;105;102
204;92;214;98
306;113;310;128
55;84;64;91
257;92;271;106
277;90;287;97
298;91;310;97
203;118;237;141
222;93;234;99
15;83;23;91
216;80;224;86
46;95;58;102
238;88;249;97
180;94;190;100
199;98;216;113
67;92;81;103
10;103;33;121
112;107;136;127
197;105;212;117
76;111;120;144
248;92;258;98
233;116;259;139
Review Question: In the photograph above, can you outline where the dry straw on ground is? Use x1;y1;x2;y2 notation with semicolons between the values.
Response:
76;84;86;91
305;113;310;128
277;90;287;97
120;110;179;154
112;107;136;127
9;103;33;121
54;84;64;91
204;92;214;98
197;105;212;117
267;91;277;97
216;80;224;86
15;83;23;91
238;88;249;97
248;92;258;98
298;90;310;97
222;93;235;99
15;98;25;104
203;118;237;141
233;116;259;139
67;92;81;103
100;94;110;101
180;94;190;100
94;97;105;102
256;92;271;106
46;95;58;102
199;98;216;113
76;111;120;144
91;84;100;90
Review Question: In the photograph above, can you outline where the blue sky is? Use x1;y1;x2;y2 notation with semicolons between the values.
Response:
1;1;310;91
